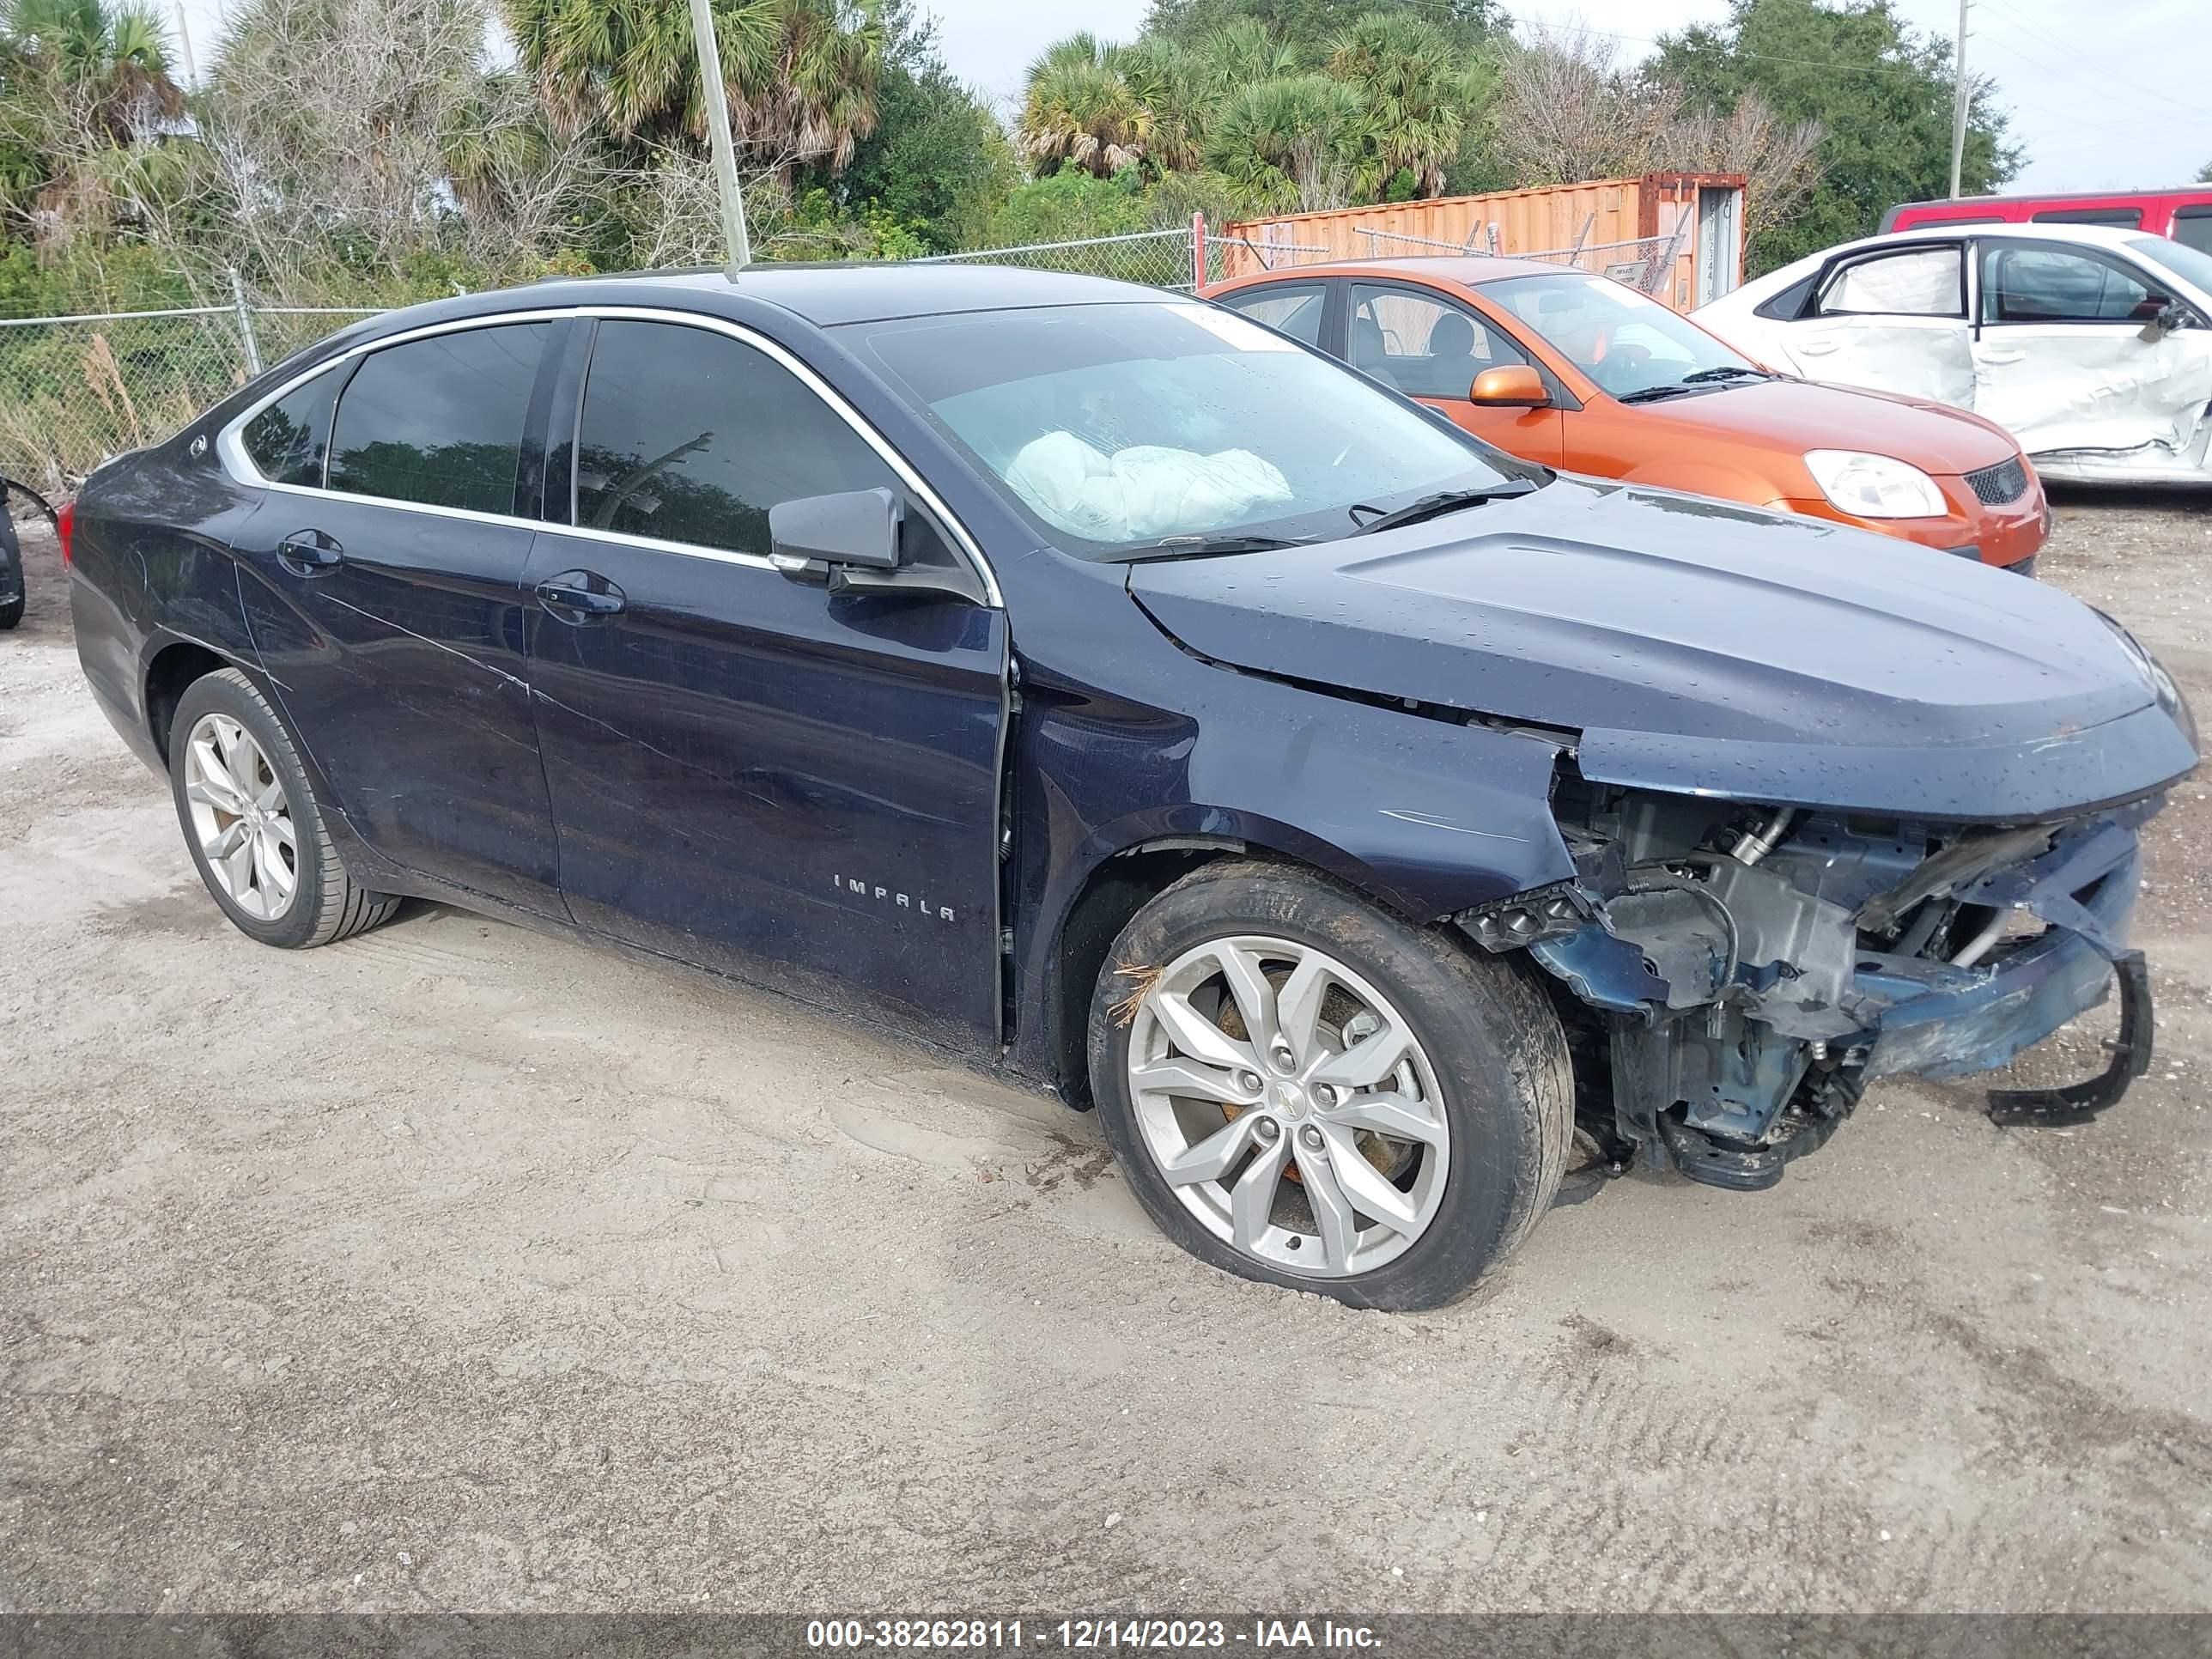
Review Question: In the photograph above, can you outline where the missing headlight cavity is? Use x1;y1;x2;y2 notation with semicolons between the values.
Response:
1458;781;2163;1190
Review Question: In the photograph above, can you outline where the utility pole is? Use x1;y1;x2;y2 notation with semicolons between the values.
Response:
1947;0;1971;199
686;0;751;274
173;0;197;86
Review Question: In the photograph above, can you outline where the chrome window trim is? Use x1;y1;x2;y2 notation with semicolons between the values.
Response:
215;302;1003;607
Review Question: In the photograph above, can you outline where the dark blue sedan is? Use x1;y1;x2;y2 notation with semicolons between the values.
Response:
67;267;2197;1308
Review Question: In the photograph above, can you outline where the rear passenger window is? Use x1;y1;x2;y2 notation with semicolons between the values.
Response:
328;324;550;514
1218;284;1327;346
241;368;344;487
1817;246;1964;317
574;320;927;561
2176;207;2212;256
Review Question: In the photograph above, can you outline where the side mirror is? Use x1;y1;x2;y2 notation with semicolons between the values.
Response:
770;487;902;578
2151;300;2192;337
1470;365;1551;408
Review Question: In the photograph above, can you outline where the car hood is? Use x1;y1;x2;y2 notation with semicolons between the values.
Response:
1623;378;2020;476
1127;477;2196;822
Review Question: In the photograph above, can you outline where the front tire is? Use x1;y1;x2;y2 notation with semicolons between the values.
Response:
167;667;398;948
1087;860;1572;1310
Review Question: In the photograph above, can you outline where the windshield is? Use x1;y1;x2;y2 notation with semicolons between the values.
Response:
2130;235;2212;302
1482;272;1758;398
837;301;1531;556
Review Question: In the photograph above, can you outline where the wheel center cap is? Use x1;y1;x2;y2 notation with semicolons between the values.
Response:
1269;1080;1307;1120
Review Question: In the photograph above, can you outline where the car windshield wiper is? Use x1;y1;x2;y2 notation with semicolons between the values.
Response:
1616;366;1771;404
1347;481;1539;537
1119;532;1310;562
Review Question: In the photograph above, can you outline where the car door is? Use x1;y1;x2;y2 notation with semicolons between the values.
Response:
228;319;566;916
1775;241;1975;407
1972;235;2212;459
520;315;1010;1043
1343;281;1566;464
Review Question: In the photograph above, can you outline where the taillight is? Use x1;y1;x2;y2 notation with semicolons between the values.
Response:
57;499;75;567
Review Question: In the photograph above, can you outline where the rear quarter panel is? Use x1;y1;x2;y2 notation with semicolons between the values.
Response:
70;436;267;768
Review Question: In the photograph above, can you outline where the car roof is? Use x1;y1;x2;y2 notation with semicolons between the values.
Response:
1731;221;2164;302
1219;254;1577;288
344;263;1170;337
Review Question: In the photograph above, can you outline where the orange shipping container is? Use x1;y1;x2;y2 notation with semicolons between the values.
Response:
1215;173;1747;312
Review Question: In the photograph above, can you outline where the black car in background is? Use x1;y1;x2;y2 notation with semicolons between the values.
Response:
63;266;2197;1309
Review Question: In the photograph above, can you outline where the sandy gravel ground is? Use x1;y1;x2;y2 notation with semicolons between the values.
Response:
2;495;2209;1615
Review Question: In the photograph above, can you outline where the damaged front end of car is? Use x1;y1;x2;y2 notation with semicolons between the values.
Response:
1461;781;2161;1191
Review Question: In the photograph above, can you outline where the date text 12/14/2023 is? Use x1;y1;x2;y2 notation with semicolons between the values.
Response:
805;1619;1384;1650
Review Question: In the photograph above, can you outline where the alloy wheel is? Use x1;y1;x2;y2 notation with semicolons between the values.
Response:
182;712;298;921
1124;935;1450;1278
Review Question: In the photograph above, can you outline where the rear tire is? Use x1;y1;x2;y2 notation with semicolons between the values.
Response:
167;667;398;948
1087;860;1572;1310
0;593;21;630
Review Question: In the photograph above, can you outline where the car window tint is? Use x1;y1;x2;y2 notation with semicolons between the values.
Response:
2172;207;2212;257
2031;206;2143;228
574;320;925;562
1347;284;1522;398
241;367;344;487
1217;285;1326;346
1981;243;2162;324
1818;246;1963;317
328;324;550;514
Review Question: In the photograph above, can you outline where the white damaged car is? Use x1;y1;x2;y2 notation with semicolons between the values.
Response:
1694;223;2212;486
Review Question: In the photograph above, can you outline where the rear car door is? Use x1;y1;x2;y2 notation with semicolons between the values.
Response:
1344;281;1566;464
520;315;1010;1043
228;319;565;915
1778;241;1975;407
1972;235;2212;460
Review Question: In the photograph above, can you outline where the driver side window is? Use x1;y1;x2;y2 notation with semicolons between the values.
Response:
1347;284;1523;399
1978;242;2166;324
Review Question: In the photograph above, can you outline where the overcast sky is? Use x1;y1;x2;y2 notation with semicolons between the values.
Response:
168;0;2211;195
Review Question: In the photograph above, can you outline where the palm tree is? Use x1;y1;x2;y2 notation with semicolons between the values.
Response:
1015;33;1152;179
0;0;185;236
501;0;883;173
1;0;182;137
1324;11;1468;198
1205;73;1370;213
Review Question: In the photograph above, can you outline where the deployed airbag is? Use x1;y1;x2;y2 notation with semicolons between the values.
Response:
1006;431;1291;543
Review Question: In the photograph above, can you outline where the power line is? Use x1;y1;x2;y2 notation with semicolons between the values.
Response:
1973;0;2209;120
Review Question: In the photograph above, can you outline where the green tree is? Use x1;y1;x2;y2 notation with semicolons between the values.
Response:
1204;72;1369;211
1146;0;1500;53
979;167;1147;246
1326;11;1475;198
2197;159;2211;184
1016;33;1158;179
500;0;884;173
0;0;184;237
1655;0;2021;270
817;0;1012;251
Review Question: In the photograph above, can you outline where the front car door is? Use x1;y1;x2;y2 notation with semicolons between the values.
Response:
1342;280;1567;464
1779;240;1975;407
1972;234;2212;465
226;319;566;915
520;314;1010;1043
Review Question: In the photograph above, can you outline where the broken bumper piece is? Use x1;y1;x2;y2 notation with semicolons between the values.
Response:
1495;799;2160;1192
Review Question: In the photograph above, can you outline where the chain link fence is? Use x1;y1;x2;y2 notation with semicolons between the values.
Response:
1350;221;1693;299
0;288;377;495
914;225;1203;290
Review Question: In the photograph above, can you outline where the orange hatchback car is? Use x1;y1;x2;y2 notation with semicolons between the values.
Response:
1205;258;2047;573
